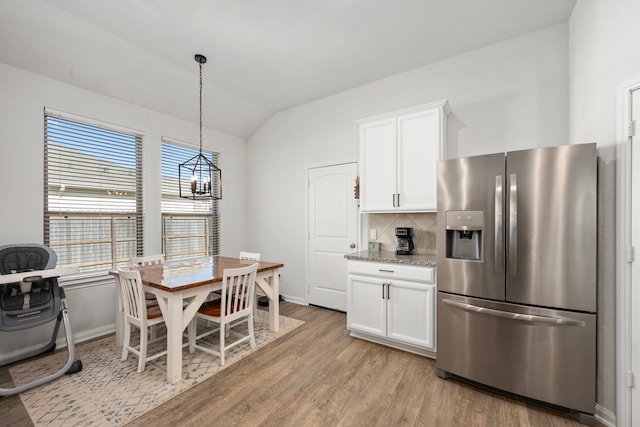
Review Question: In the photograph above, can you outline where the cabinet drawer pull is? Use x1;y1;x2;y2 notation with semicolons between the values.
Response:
378;269;394;273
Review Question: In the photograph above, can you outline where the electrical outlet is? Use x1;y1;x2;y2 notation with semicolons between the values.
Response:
370;229;377;240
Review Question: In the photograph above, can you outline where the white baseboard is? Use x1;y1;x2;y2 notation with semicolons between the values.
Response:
595;403;616;427
281;295;307;305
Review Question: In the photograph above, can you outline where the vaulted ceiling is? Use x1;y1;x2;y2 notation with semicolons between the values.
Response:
0;0;576;139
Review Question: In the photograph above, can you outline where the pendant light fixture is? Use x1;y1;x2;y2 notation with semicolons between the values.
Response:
179;54;222;200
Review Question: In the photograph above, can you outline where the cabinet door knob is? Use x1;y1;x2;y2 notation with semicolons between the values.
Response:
350;243;356;249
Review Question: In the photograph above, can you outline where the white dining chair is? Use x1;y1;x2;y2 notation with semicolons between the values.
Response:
117;268;167;373
239;252;263;315
129;254;165;339
129;254;165;267
188;263;258;366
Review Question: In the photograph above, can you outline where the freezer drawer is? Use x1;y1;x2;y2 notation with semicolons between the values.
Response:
436;293;596;414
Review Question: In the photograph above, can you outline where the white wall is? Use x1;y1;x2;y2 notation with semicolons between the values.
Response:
569;0;640;422
248;23;569;301
0;62;248;359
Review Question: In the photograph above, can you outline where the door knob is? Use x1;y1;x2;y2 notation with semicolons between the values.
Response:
350;243;356;249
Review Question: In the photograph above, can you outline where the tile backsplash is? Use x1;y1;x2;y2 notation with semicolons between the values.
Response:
367;213;437;255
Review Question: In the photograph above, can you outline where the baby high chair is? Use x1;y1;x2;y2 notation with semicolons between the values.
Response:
0;244;82;397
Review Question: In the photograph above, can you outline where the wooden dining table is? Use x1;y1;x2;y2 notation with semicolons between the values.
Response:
110;256;283;383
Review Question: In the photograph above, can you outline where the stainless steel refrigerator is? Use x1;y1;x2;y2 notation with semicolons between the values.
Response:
436;143;597;419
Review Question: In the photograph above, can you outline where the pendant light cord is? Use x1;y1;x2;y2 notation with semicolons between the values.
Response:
194;53;207;154
199;60;203;154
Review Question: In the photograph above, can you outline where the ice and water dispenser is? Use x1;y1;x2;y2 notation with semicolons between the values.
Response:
445;211;483;261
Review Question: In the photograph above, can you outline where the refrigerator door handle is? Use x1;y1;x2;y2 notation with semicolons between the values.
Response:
495;175;503;274
508;173;517;276
442;299;586;327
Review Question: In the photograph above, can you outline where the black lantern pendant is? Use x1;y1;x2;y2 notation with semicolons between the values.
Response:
179;54;222;200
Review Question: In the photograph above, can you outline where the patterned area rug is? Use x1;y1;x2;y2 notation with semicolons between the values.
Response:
9;311;304;426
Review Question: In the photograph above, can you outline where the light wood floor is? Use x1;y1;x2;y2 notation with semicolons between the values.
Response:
1;302;596;426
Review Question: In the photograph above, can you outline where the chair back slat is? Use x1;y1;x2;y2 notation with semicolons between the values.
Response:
220;263;258;318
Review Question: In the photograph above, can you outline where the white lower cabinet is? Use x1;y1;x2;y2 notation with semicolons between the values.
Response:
387;279;435;349
347;261;436;356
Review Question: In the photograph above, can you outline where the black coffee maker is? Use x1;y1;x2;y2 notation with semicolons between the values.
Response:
395;227;414;255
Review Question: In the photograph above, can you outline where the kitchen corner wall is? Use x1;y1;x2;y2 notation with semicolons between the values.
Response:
248;23;569;305
367;213;436;254
569;0;640;422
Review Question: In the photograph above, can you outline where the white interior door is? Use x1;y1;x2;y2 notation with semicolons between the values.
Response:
307;162;358;311
631;88;640;425
618;79;640;427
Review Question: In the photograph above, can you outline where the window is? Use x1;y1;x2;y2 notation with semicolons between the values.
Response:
44;111;143;273
161;139;220;260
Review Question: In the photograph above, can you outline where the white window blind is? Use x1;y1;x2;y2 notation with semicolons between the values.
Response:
44;113;143;272
161;139;220;260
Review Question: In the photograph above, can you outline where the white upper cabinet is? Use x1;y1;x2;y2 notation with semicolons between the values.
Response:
358;100;450;212
359;118;396;211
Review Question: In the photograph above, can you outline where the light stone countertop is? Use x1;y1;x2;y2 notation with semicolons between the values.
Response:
345;250;436;267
